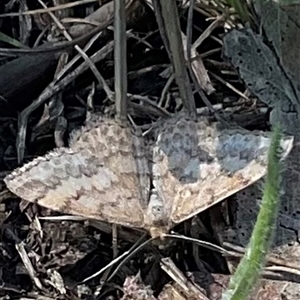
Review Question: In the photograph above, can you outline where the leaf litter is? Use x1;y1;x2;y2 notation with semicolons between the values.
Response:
0;0;300;299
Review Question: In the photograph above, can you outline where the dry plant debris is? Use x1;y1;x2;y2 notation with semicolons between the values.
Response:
1;0;300;299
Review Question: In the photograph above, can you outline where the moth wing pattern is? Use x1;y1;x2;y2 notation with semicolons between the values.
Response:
4;115;294;235
153;115;294;226
152;115;200;230
4;119;151;229
69;118;151;208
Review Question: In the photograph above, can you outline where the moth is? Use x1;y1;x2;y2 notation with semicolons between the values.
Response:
4;114;293;237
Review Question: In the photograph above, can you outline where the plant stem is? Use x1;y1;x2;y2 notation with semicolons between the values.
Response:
222;125;282;300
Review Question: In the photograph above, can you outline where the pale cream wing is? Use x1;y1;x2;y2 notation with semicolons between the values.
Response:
152;115;201;230
153;115;294;226
4;148;146;228
70;118;151;208
5;118;151;230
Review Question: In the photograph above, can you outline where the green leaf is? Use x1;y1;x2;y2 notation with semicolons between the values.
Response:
0;32;28;49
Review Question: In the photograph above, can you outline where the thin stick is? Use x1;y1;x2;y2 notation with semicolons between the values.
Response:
114;0;128;122
37;0;113;100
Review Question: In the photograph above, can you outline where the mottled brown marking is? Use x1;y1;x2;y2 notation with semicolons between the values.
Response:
4;115;293;237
